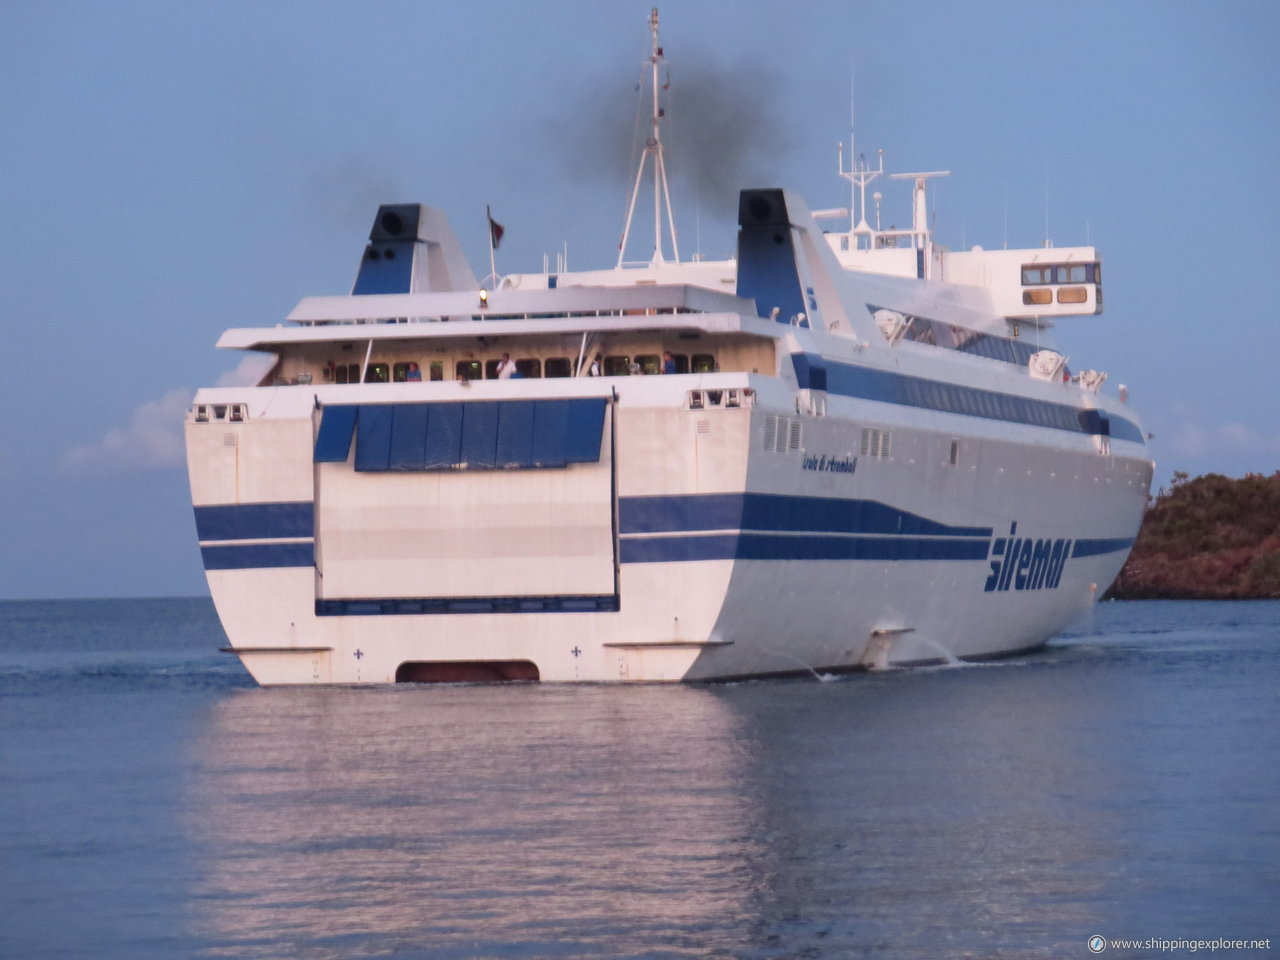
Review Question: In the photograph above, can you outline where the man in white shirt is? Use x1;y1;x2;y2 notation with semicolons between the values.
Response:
496;352;517;379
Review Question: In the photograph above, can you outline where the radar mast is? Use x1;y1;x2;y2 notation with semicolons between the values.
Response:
617;7;680;267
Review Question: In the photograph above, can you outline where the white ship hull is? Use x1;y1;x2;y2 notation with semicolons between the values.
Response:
188;342;1150;684
184;29;1152;684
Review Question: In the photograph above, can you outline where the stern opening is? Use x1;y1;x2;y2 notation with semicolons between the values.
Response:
395;660;540;683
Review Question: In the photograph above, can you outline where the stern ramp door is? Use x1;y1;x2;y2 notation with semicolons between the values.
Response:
312;399;615;608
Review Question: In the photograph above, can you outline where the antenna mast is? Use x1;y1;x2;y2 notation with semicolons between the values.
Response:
617;8;679;267
837;79;884;251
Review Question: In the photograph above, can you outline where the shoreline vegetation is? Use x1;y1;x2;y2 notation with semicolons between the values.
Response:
1107;471;1280;600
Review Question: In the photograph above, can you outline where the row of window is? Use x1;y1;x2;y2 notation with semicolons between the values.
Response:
689;388;751;410
192;403;247;423
887;310;1038;368
1022;287;1093;306
1020;262;1101;286
323;353;720;384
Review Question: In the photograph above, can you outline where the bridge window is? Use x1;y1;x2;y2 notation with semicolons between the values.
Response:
1057;286;1088;304
1021;261;1101;285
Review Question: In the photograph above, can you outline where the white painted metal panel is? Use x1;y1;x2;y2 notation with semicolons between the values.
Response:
314;417;615;600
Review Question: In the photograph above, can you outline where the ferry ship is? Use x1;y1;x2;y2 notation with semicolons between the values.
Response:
185;11;1152;685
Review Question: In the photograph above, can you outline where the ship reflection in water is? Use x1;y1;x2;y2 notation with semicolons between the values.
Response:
186;671;1111;957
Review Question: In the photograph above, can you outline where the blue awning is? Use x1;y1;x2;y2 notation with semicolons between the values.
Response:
313;405;359;462
313;399;607;471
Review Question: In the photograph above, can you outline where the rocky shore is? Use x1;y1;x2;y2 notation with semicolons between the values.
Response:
1107;471;1280;599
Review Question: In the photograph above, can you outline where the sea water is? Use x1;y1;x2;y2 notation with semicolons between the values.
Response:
1;598;1276;959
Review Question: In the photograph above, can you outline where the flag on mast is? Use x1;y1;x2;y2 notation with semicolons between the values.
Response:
487;206;504;249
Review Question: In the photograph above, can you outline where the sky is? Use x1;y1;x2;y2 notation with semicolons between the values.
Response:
2;0;1278;599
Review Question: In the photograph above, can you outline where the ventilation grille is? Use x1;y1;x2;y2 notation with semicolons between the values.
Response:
762;415;803;453
860;428;891;458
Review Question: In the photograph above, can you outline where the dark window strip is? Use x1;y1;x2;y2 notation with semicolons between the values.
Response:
620;533;991;564
315;594;619;616
793;353;1145;444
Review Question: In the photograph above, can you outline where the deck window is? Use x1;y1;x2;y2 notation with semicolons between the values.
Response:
544;357;572;378
428;361;444;382
603;355;631;376
456;360;482;382
364;363;389;383
635;354;661;375
1057;286;1088;304
334;363;360;384
1022;289;1053;305
691;353;716;373
515;358;541;379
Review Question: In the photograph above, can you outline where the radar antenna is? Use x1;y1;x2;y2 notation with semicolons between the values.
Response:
617;8;679;267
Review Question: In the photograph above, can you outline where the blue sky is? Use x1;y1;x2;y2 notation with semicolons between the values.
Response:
2;0;1277;599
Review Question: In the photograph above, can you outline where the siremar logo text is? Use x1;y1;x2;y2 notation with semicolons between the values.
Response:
983;523;1072;592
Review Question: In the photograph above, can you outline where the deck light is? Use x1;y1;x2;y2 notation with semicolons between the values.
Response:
479;289;489;308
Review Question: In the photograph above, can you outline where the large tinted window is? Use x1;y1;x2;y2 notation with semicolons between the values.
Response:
544;357;572;378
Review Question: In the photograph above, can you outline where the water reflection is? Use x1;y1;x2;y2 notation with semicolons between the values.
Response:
715;665;1114;958
187;684;761;957
187;664;1117;958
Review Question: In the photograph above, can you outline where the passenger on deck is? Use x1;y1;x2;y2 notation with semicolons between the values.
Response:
406;362;422;381
588;354;601;377
662;351;676;374
496;352;517;379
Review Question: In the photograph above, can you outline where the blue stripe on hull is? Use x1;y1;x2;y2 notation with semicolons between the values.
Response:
620;493;993;538
191;498;1133;571
201;542;315;570
194;502;315;541
1071;537;1135;558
